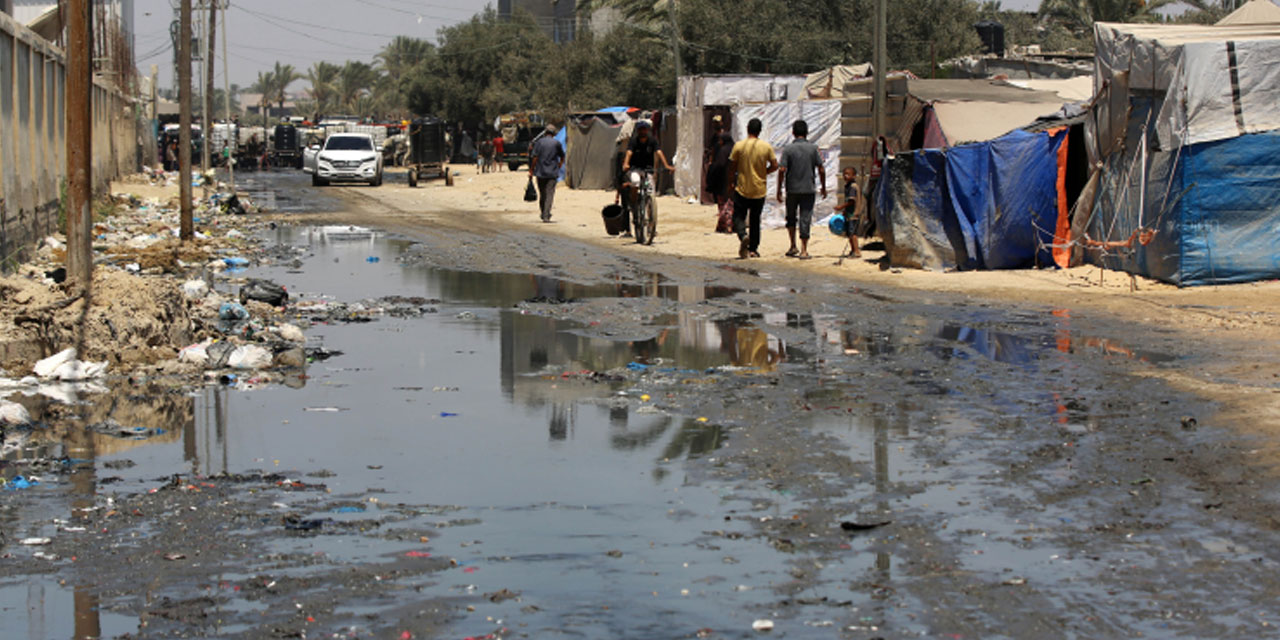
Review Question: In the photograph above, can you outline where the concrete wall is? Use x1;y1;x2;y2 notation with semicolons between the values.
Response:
0;10;137;271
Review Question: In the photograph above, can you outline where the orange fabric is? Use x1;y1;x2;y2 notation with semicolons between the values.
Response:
1051;127;1072;268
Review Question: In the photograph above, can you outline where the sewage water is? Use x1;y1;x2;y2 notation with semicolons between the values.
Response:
0;224;1198;638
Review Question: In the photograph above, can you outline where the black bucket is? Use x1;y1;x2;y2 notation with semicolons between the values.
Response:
601;204;627;236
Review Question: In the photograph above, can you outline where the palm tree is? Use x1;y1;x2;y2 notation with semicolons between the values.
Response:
306;61;341;114
251;70;276;127
1038;0;1210;31
376;36;433;87
271;61;302;109
337;61;377;113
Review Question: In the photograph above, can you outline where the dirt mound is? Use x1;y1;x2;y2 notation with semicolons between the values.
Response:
0;268;194;373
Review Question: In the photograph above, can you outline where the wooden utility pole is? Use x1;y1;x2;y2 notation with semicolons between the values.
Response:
872;0;887;144
667;0;683;81
65;0;93;292
221;1;235;192
178;0;193;241
203;0;216;174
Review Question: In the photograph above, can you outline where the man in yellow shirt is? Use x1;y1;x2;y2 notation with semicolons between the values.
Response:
727;118;779;259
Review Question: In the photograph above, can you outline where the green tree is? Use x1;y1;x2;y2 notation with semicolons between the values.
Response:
1037;0;1209;32
251;70;275;127
305;61;341;114
338;61;378;113
271;61;302;109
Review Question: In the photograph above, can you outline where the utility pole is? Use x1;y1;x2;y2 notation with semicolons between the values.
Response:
65;0;93;293
178;0;193;241
221;0;235;192
667;0;683;81
872;0;887;151
202;0;216;174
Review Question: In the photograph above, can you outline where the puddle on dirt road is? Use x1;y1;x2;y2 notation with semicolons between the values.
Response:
230;169;342;214
0;224;1196;638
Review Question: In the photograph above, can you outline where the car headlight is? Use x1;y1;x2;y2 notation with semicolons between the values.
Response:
361;155;378;163
317;155;330;164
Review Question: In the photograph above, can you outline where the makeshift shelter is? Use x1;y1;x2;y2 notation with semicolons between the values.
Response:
1082;22;1280;285
1217;0;1280;25
904;79;1079;147
874;128;1071;271
674;74;806;199
728;99;844;228
804;64;873;99
565;108;629;190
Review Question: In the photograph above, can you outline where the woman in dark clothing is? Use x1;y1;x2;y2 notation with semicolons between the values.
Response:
704;116;735;233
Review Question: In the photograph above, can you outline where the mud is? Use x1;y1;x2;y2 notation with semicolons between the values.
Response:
3;170;1280;639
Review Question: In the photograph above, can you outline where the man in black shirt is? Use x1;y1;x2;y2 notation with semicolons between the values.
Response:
622;120;673;212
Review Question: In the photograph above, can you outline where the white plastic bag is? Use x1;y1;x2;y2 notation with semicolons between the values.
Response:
228;345;272;370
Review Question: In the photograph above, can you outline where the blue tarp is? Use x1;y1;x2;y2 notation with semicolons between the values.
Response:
876;129;1065;271
1087;121;1280;286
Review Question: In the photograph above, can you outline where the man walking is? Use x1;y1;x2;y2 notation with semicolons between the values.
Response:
529;124;564;222
776;119;826;259
728;118;778;258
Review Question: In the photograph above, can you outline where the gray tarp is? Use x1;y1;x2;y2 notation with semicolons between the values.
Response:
566;117;623;191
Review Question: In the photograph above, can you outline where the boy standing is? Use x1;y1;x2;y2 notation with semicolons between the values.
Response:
833;166;863;258
776;119;826;259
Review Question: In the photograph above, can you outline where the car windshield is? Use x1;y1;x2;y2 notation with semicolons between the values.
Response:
325;137;372;151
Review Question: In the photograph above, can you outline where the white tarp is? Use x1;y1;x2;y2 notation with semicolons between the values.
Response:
731;100;843;229
1096;21;1280;148
674;75;807;197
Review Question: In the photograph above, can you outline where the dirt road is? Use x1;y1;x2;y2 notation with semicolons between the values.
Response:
2;168;1279;638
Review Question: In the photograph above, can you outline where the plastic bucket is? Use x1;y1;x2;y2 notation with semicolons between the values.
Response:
602;204;627;236
827;214;847;236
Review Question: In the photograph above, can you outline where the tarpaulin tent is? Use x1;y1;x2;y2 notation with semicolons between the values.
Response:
565;109;629;190
674;74;806;198
1217;0;1280;25
1081;22;1280;285
730;99;843;228
876;128;1069;271
804;64;873;99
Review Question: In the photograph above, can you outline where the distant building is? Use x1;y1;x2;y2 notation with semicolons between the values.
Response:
0;1;13;17
12;0;134;37
498;0;621;43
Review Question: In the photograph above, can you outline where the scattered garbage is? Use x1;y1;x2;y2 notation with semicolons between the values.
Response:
277;323;306;343
33;349;109;381
4;475;40;490
19;537;52;546
0;400;31;425
181;279;210;299
240;278;289;307
228;345;272;370
218;302;251;321
752;619;775;632
840;519;892;531
178;339;214;366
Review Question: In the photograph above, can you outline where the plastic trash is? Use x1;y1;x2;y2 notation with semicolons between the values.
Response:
277;324;306;343
240;278;289;307
223;256;250;268
752;619;774;632
0;400;31;426
33;348;108;381
218;302;250;321
19;537;52;545
366;256;381;263
227;345;272;370
178;339;213;366
181;279;209;299
6;475;40;490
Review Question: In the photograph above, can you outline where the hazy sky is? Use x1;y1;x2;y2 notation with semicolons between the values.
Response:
130;0;1076;93
134;0;486;91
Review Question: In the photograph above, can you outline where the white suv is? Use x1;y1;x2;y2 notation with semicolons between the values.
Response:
304;133;383;187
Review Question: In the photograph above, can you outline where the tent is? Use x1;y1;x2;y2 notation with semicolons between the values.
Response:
904;79;1078;147
1082;22;1280;285
565;108;629;190
728;99;844;228
804;64;873;99
1217;0;1280;25
674;74;806;198
875;128;1070;271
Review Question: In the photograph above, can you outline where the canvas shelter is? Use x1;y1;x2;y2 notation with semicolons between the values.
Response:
1217;0;1280;25
1080;22;1280;285
564;108;629;190
804;64;873;99
727;99;844;228
903;79;1081;148
674;74;806;199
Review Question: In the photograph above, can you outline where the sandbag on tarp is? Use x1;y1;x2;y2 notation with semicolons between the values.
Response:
877;151;963;270
986;129;1064;268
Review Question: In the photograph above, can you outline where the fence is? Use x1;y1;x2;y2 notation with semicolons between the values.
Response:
0;11;138;271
